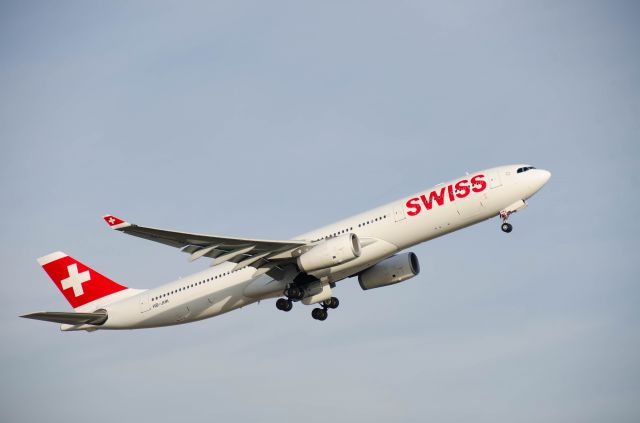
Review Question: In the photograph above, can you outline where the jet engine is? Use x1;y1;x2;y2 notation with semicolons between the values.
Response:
297;233;361;272
358;252;420;290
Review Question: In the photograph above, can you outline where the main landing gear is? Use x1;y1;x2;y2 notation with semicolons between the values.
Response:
275;285;303;312
285;286;303;301
311;308;328;321
276;285;304;311
275;294;340;322
311;297;339;321
276;298;293;312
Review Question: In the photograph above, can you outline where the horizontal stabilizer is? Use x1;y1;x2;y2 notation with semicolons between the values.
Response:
21;310;108;325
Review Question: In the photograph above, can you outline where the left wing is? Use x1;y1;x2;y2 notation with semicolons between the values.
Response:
103;215;308;273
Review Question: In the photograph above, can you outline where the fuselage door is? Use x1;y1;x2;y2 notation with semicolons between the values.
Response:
394;205;406;222
139;295;151;313
488;172;502;189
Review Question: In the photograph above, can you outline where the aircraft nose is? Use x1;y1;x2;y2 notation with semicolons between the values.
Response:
529;169;551;194
523;169;551;198
539;169;551;185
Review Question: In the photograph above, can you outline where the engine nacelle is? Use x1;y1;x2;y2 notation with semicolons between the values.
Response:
358;252;420;290
297;233;361;272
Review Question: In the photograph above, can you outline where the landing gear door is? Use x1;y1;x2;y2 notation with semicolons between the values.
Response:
488;172;502;189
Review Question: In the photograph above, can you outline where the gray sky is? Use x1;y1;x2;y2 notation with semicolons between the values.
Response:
1;1;638;422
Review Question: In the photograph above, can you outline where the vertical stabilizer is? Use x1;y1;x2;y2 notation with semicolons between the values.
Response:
37;252;128;309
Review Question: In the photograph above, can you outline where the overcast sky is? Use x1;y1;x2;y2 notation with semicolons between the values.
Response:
1;1;638;422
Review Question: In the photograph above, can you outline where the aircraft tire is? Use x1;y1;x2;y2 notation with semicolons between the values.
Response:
276;298;293;312
286;286;303;300
317;309;328;321
323;297;339;309
501;223;513;233
312;308;328;321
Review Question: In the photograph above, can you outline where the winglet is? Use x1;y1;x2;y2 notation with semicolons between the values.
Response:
102;215;131;230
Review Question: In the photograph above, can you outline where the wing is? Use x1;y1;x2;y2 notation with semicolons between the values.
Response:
103;215;308;273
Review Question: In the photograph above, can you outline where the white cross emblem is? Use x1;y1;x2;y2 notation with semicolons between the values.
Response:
108;217;115;224
60;264;90;297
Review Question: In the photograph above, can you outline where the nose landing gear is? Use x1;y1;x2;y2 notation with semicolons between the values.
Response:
499;200;528;233
499;210;514;233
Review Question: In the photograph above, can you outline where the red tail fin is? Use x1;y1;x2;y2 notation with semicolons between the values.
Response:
37;252;128;309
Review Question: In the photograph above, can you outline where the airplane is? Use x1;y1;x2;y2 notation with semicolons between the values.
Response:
22;164;550;331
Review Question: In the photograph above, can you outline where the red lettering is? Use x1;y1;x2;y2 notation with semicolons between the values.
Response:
421;187;446;210
419;194;428;209
471;174;487;193
408;177;483;218
405;198;421;216
447;184;455;202
455;179;470;198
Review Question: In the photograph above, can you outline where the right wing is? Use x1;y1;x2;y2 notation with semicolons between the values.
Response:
103;215;310;273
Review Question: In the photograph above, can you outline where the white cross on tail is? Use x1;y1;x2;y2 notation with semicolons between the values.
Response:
60;264;90;296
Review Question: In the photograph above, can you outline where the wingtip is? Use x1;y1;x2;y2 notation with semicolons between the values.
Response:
102;215;130;229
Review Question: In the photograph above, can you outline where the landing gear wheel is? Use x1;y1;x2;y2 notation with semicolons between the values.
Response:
312;308;328;321
322;297;339;309
285;286;303;301
501;222;513;233
276;298;293;312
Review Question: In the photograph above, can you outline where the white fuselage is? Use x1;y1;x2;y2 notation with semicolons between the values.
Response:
70;164;550;330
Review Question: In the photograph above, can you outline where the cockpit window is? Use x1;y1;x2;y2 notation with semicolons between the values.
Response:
517;166;536;173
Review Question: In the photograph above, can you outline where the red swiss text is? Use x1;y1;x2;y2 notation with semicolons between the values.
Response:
405;174;487;217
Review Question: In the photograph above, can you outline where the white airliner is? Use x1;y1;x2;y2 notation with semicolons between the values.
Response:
22;164;550;331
